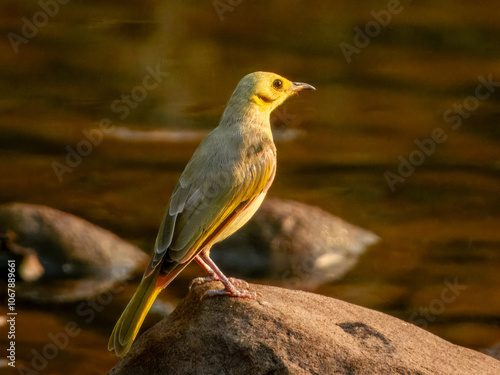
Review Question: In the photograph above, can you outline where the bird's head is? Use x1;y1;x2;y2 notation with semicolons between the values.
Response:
229;71;315;116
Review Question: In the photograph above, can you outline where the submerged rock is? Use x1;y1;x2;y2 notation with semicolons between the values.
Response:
109;282;500;375
0;203;148;302
212;198;379;289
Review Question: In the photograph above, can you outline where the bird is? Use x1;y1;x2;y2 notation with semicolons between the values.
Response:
108;71;315;357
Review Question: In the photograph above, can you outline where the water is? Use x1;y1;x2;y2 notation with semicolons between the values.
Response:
1;1;499;373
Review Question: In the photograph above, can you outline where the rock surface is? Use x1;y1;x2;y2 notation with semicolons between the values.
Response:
0;203;148;302
483;342;500;361
109;283;500;375
212;198;379;289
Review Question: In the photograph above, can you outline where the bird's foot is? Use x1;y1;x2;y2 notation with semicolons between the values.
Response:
227;277;250;289
193;253;258;299
189;275;217;290
202;286;260;299
202;275;258;299
190;275;249;290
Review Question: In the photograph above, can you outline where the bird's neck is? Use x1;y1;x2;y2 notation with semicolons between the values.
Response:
219;99;274;142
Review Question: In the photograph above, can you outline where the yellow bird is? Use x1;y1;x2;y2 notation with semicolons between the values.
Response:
108;71;315;357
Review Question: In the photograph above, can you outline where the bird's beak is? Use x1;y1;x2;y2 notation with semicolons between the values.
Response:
291;82;316;92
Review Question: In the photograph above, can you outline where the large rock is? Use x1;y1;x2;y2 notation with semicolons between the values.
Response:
109;283;499;375
212;198;379;289
0;203;148;302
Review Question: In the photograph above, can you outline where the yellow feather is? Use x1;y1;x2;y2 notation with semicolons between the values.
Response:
108;266;161;357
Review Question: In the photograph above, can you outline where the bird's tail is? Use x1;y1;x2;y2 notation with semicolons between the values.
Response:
108;260;191;357
108;265;163;357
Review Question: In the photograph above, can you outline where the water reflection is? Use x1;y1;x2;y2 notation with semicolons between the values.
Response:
1;0;500;373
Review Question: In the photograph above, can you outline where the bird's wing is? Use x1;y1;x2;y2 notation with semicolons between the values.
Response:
144;144;276;276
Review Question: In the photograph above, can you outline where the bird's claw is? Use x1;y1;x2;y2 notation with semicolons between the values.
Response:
189;275;218;290
201;287;260;300
227;277;249;289
190;271;256;299
189;276;249;291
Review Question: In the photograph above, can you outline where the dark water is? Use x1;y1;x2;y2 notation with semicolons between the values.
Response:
1;1;500;373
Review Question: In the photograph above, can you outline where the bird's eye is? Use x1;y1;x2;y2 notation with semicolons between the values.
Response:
273;79;283;90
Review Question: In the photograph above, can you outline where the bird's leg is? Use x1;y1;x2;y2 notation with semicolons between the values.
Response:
190;252;256;298
189;255;219;289
190;253;249;289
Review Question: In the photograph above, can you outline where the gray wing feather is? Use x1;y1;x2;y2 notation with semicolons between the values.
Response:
145;182;193;275
169;175;237;255
147;167;235;269
145;131;275;275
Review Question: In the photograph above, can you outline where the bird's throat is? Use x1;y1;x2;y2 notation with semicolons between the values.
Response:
251;94;276;114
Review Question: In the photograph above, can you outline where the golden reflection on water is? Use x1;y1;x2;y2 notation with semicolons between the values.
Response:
1;1;500;373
